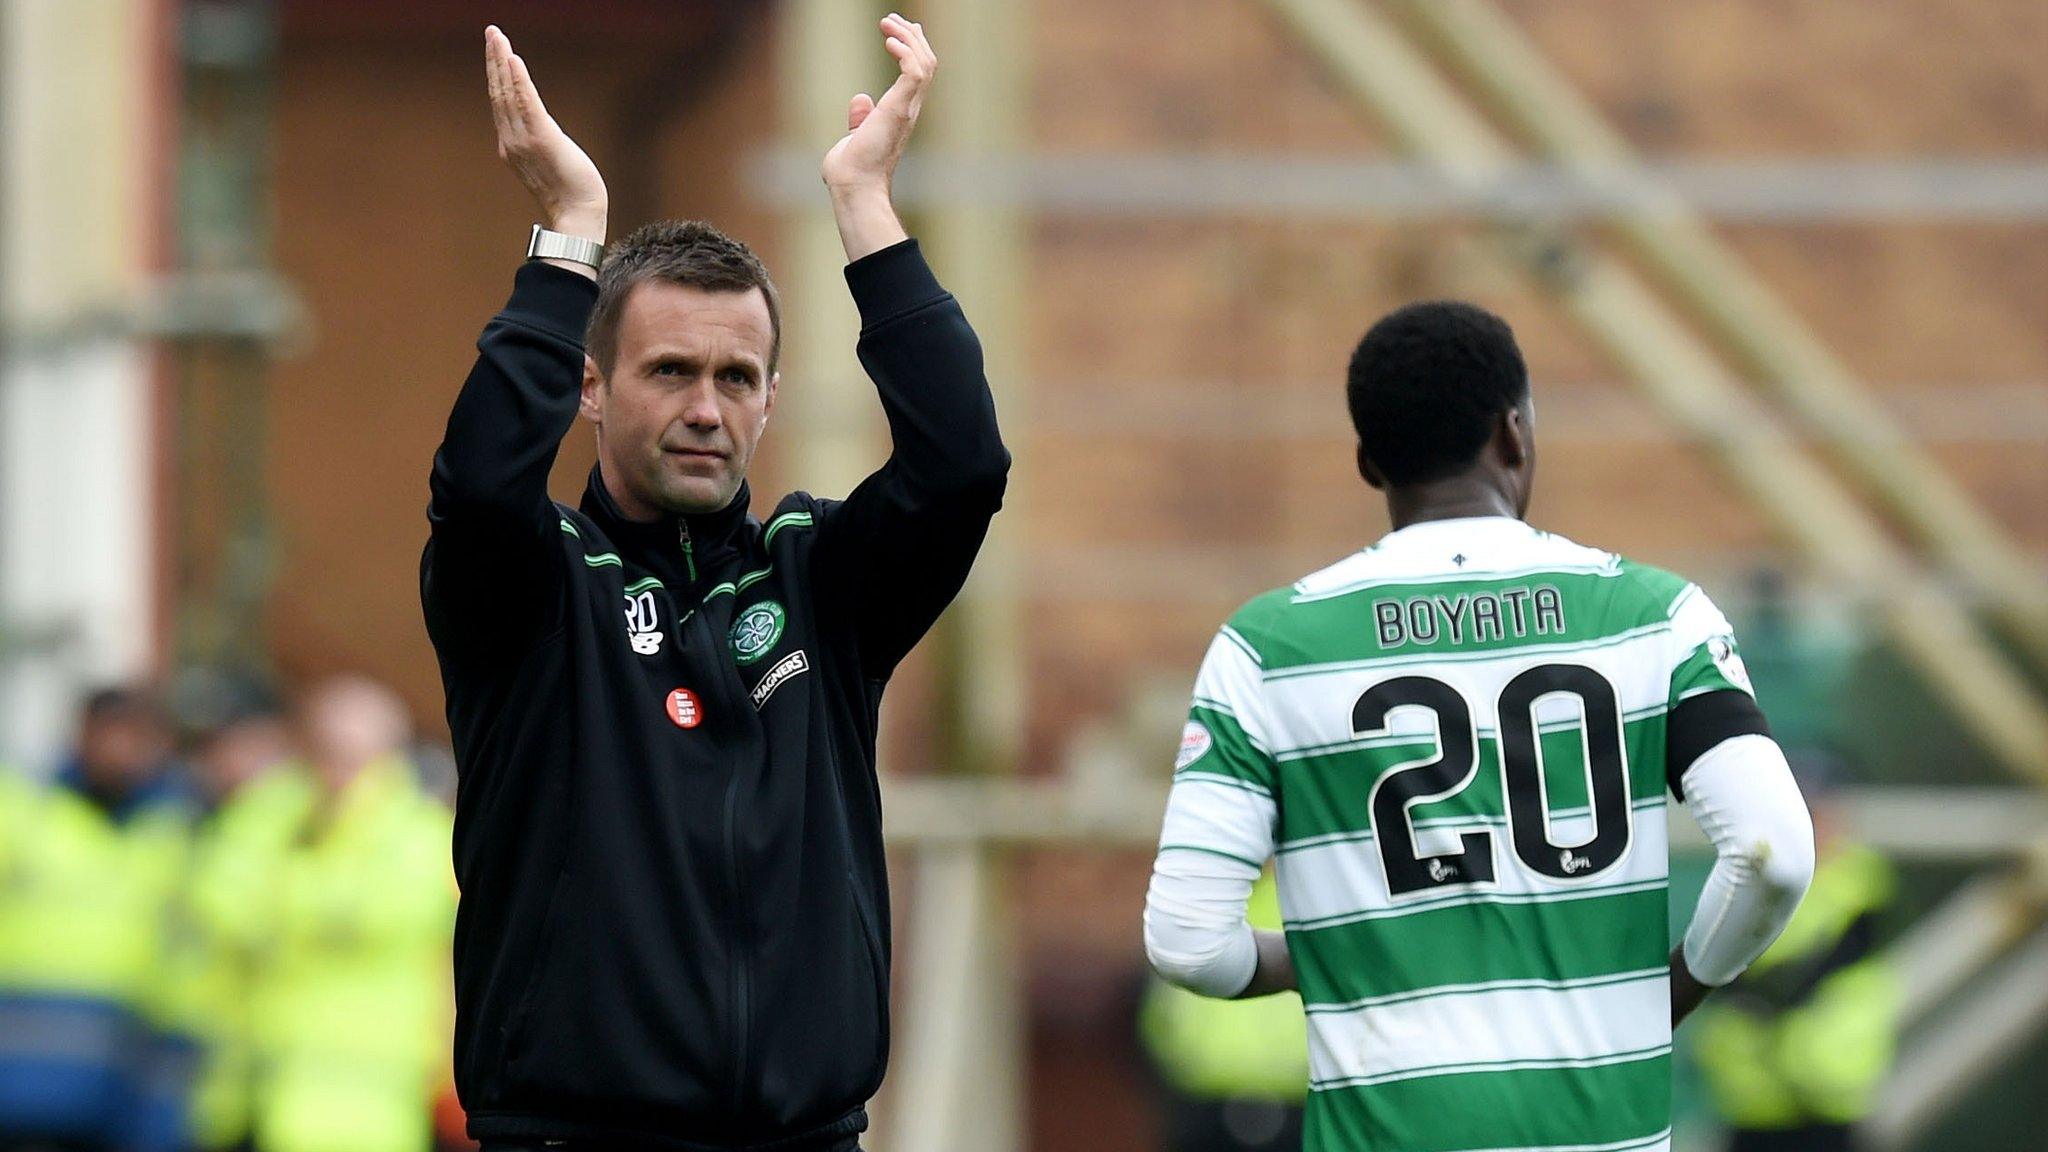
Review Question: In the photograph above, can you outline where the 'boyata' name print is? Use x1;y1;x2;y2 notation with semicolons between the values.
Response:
1373;584;1566;649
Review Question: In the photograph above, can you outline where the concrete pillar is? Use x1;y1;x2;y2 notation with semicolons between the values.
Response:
0;0;163;766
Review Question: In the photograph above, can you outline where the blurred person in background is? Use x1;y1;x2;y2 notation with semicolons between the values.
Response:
1139;870;1307;1152
160;672;295;1152
1692;755;1897;1152
185;676;454;1152
171;672;295;818
0;686;191;1152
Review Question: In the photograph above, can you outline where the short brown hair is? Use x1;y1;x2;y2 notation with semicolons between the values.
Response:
586;219;782;376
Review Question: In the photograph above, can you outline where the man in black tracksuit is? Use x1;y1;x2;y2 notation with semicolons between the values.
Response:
422;21;1001;1151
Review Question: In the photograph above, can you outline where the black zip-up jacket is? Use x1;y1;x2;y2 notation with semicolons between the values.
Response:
421;240;1007;1150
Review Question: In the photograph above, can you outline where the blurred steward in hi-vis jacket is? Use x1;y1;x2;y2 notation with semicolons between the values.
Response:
159;672;294;1152
182;677;454;1152
0;687;192;1152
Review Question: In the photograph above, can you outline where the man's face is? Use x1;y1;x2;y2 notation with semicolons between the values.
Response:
296;678;410;793
195;717;291;804
79;710;167;795
582;281;779;519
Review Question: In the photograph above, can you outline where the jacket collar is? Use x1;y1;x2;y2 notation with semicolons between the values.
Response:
55;756;182;825
579;464;752;560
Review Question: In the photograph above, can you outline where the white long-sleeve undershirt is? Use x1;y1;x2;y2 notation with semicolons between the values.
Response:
1677;733;1816;986
1144;846;1263;998
1143;779;1273;998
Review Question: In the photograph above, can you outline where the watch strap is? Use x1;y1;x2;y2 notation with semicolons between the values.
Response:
527;224;605;269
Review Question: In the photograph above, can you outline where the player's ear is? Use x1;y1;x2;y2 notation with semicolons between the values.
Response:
1356;444;1387;491
1497;406;1530;469
762;370;780;426
579;354;604;425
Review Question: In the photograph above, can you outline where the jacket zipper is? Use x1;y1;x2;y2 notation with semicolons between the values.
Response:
721;750;752;1118
683;522;749;1118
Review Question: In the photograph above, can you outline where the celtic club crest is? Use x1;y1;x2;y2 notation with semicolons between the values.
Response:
730;601;787;666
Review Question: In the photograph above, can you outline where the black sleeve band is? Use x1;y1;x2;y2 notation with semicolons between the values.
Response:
1667;689;1774;800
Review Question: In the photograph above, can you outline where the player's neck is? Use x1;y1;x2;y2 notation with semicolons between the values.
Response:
1385;477;1521;532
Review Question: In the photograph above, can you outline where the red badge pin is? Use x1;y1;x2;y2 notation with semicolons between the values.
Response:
666;687;704;729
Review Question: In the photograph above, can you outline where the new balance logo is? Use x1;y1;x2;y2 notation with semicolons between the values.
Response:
625;591;663;656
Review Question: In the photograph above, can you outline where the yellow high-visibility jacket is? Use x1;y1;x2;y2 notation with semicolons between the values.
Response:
0;769;189;1001
0;768;192;1142
1693;842;1897;1130
187;758;455;1152
163;770;302;1150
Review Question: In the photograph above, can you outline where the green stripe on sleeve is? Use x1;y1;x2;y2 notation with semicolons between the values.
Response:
1158;843;1267;869
1218;625;1265;667
1670;639;1749;702
763;510;815;548
1184;702;1279;793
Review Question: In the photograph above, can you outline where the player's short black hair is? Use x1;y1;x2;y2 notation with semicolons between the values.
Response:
1346;300;1529;486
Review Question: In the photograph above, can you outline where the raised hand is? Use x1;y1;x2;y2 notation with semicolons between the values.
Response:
821;14;936;195
822;14;932;260
485;25;607;247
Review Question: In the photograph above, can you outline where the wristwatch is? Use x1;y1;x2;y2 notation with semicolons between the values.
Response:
527;224;605;269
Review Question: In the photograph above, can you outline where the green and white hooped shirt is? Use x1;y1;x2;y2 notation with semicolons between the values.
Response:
1150;517;1774;1152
